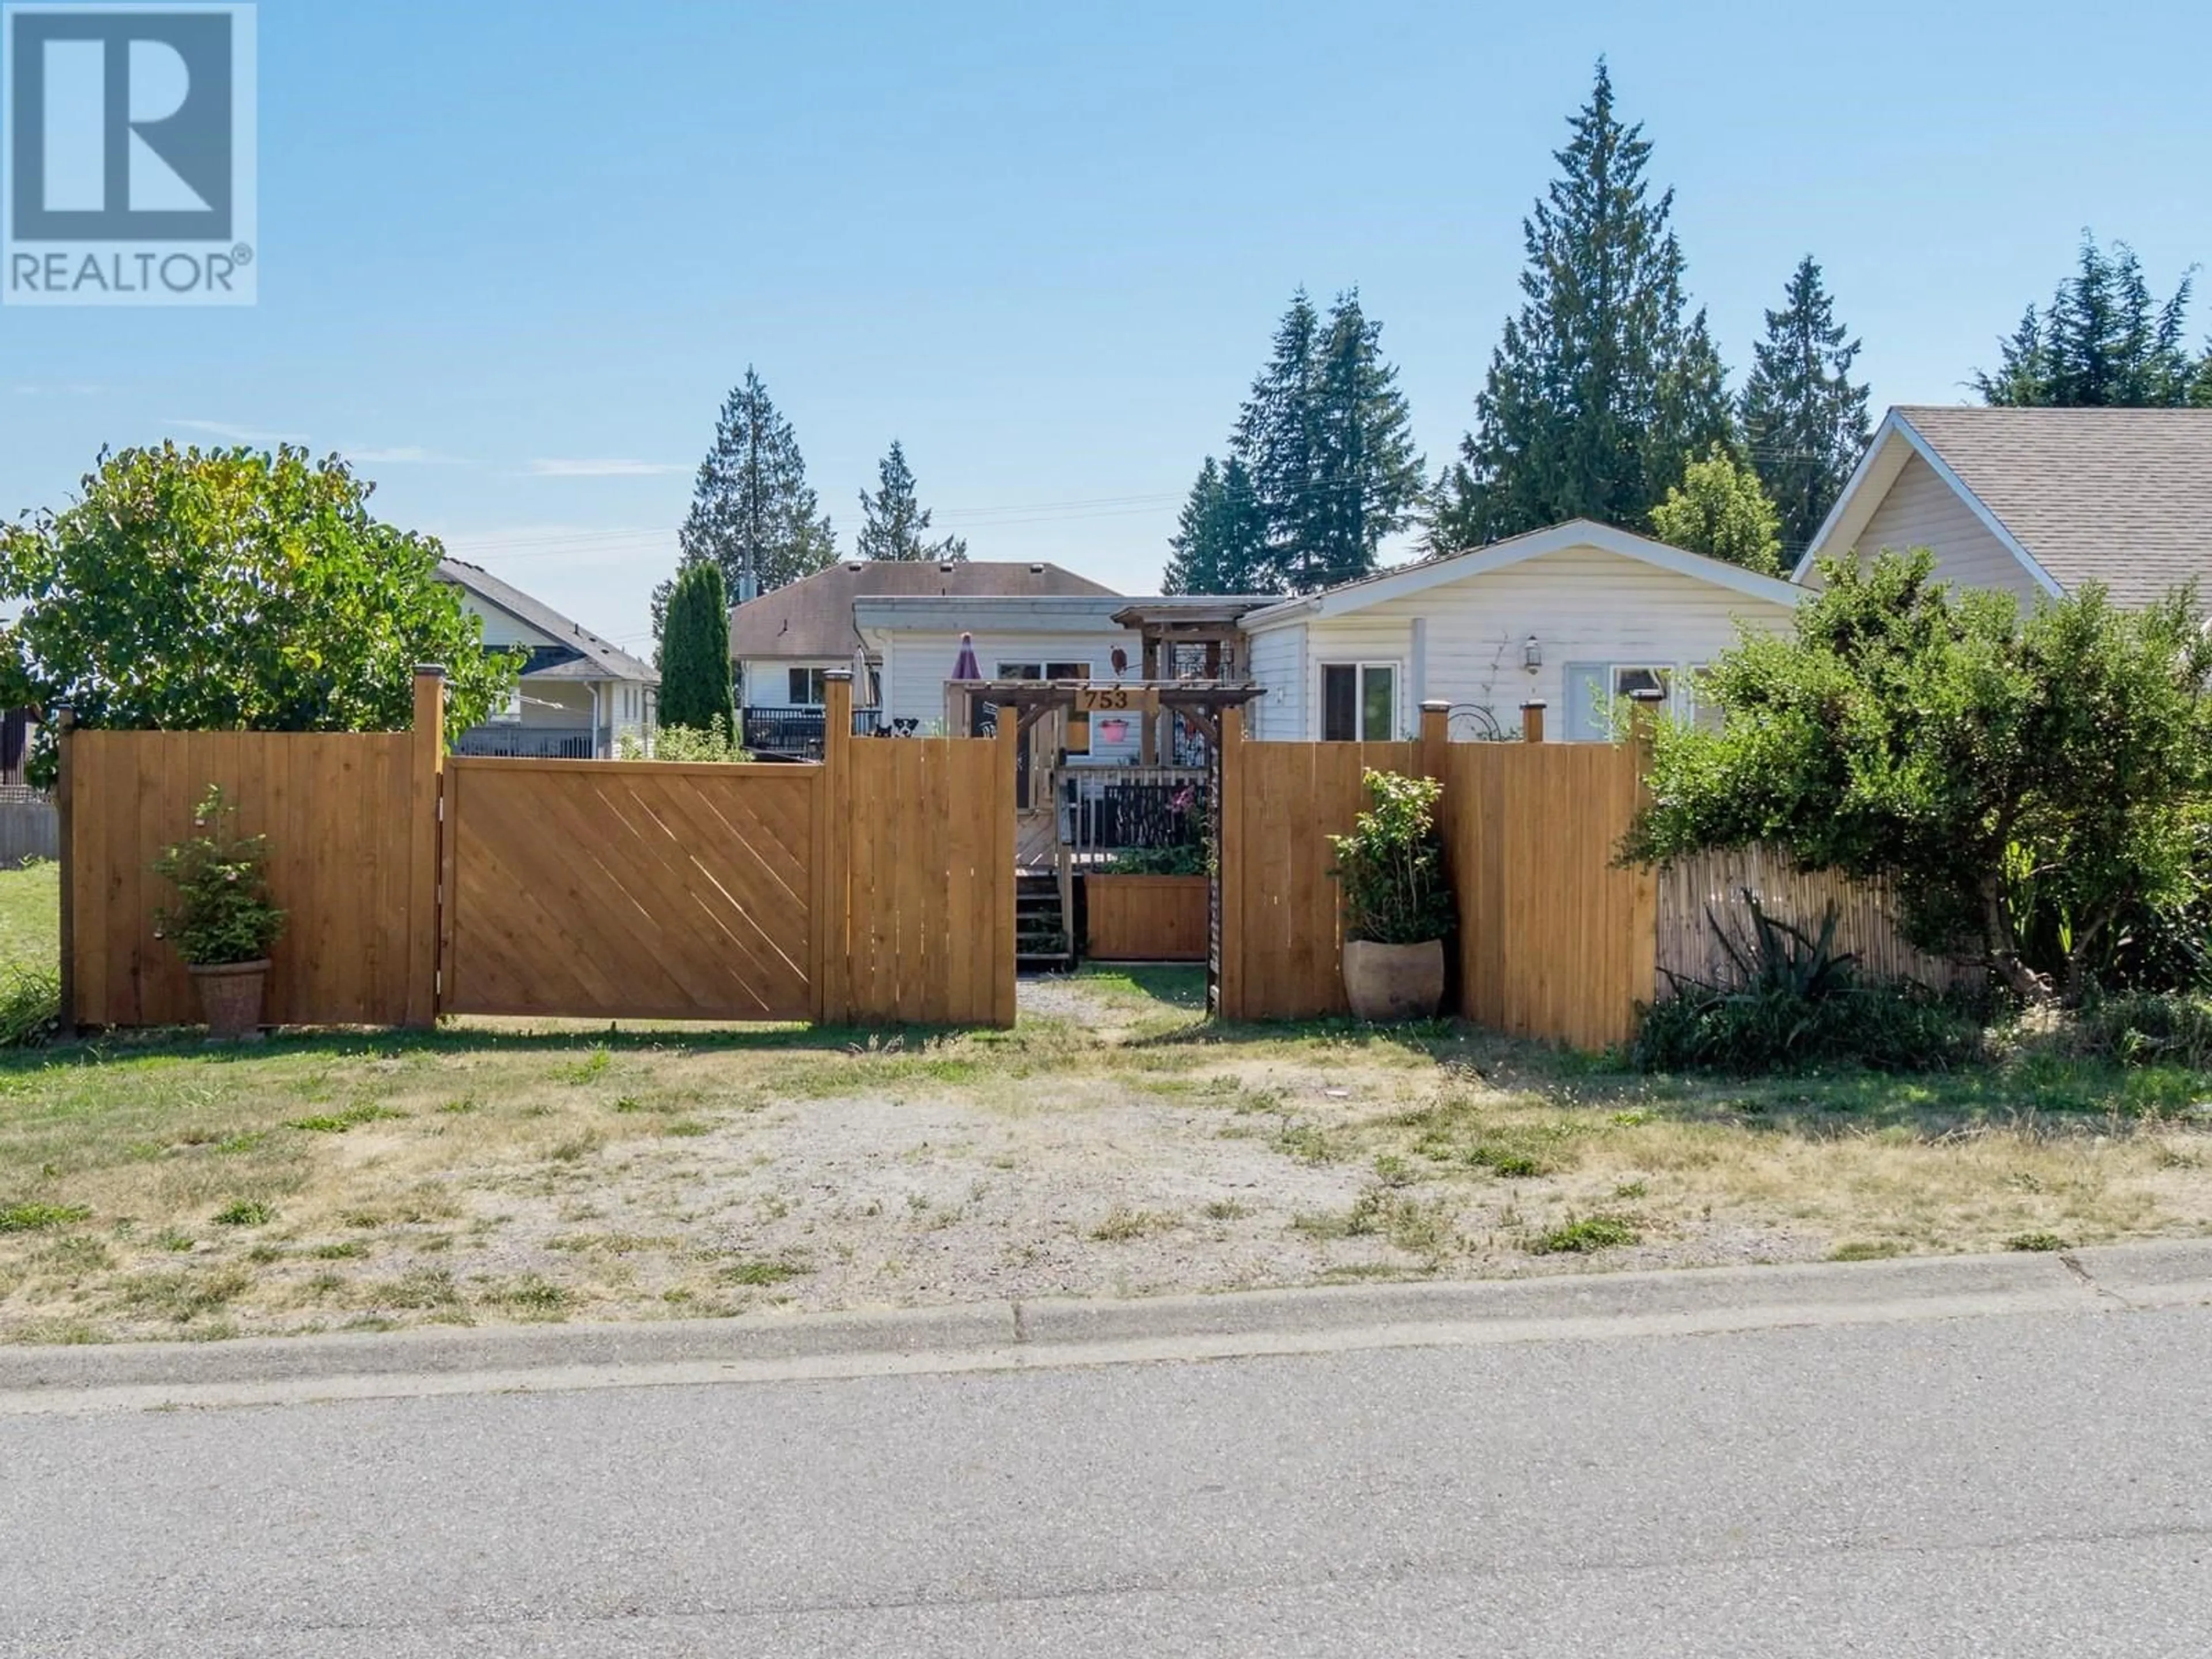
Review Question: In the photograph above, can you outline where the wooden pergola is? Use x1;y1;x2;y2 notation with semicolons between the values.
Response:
955;679;1266;751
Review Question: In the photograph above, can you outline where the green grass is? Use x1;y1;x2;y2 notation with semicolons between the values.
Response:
285;1103;407;1134
0;862;58;974
1529;1214;1642;1255
0;1201;90;1233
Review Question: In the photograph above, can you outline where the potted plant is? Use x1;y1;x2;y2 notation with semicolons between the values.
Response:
1329;768;1456;1021
153;785;286;1040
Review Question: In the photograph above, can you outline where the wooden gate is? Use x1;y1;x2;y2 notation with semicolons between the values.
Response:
441;756;821;1021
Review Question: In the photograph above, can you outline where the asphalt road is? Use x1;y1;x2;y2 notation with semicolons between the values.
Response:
6;1297;2211;1656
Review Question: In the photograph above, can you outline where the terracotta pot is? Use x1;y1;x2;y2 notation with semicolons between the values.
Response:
1342;938;1445;1022
190;959;271;1041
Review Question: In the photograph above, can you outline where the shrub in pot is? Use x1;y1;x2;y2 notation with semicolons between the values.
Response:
153;786;286;1040
1329;769;1456;1020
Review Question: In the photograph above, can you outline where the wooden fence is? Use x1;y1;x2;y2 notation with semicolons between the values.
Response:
59;671;1013;1031
1656;846;1977;994
1086;874;1209;962
1438;738;1654;1051
62;718;439;1029
0;787;60;865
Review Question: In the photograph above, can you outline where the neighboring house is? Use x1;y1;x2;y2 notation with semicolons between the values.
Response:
1797;406;2212;606
438;559;658;759
728;560;1118;755
1237;520;1804;742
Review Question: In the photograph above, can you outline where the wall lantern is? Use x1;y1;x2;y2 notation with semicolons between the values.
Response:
1523;635;1543;675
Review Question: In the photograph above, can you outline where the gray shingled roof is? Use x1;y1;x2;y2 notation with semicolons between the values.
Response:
437;558;658;684
1899;407;2212;607
729;560;1119;659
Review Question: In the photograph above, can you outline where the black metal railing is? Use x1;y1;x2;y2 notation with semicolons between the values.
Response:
1060;767;1210;855
453;725;597;760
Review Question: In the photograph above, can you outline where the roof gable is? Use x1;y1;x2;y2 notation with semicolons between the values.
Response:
730;560;1119;659
1800;406;2212;605
437;559;657;684
1241;519;1805;630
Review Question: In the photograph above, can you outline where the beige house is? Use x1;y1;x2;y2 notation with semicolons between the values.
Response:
727;560;1116;754
1796;406;2212;605
438;559;658;759
1239;520;1805;742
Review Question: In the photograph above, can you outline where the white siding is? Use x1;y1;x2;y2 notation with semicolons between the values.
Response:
1837;452;2046;602
1252;546;1797;740
738;657;851;707
1244;623;1305;739
869;624;1142;757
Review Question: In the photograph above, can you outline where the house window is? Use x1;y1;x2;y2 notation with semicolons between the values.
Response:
788;668;828;707
1320;662;1397;742
996;661;1092;682
1563;663;1679;741
491;684;522;724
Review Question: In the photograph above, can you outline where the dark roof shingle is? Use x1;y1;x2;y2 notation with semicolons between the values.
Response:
437;559;658;683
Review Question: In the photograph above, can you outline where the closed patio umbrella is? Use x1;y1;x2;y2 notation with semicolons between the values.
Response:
952;631;982;683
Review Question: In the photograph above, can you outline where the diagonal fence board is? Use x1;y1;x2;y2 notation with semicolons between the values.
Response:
442;757;819;1022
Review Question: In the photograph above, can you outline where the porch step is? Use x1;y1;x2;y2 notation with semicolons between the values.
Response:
1014;873;1074;972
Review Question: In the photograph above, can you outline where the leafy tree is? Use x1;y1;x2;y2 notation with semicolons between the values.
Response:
855;441;968;562
1433;62;1732;552
0;444;517;786
1225;288;1422;593
1162;456;1276;594
657;560;736;734
1975;235;2202;407
1624;550;2212;1003
654;368;837;649
1648;444;1784;575
1740;255;1870;555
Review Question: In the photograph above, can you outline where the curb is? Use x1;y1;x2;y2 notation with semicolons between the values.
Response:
4;1240;2209;1413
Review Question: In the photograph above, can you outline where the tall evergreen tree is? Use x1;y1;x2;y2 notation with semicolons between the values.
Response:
1228;288;1422;593
657;560;736;734
1162;456;1275;594
1309;290;1425;589
855;441;968;562
1741;255;1872;556
654;369;836;649
1431;62;1731;552
1975;235;2200;407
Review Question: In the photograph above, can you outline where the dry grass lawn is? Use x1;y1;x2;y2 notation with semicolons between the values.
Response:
3;955;2211;1345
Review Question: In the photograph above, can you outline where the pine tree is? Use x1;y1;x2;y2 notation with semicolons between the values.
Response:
1232;290;1326;588
1309;290;1425;589
657;561;736;734
1431;62;1732;552
1227;289;1422;593
1741;255;1872;556
1162;456;1275;594
1976;235;2199;407
855;441;968;562
1648;444;1784;576
653;369;836;651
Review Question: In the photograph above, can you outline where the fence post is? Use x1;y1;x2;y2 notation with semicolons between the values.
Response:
818;670;854;1026
1418;700;1450;779
1520;700;1546;744
410;666;446;1028
1215;702;1244;1020
995;692;1020;1028
52;705;75;1036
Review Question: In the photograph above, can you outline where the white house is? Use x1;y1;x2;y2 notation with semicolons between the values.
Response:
1797;406;2212;605
438;559;658;759
1237;520;1805;742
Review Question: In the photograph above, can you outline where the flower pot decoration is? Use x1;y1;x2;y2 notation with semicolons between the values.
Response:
153;785;287;1040
1328;769;1456;1021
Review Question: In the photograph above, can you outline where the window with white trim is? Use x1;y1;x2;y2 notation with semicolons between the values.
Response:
1563;663;1679;741
1320;662;1398;742
788;667;828;707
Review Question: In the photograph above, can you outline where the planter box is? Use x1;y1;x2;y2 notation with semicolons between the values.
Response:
1086;874;1209;962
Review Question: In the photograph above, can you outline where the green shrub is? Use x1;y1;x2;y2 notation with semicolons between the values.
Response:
2067;992;2212;1069
151;785;285;966
1635;893;1980;1074
1101;844;1206;876
0;964;59;1047
620;715;750;763
1328;770;1455;945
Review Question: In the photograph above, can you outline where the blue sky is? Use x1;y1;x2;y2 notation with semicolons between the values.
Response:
3;0;2208;655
